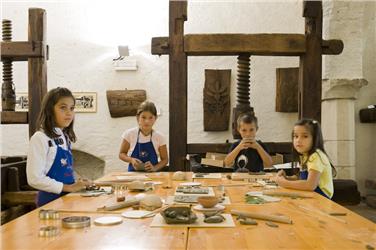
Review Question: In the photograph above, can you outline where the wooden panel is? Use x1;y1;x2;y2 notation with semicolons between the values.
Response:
0;111;28;124
1;41;44;61
106;90;146;117
187;142;292;155
152;36;343;56
203;69;231;131
169;1;188;171
276;67;299;112
184;34;305;56
299;1;322;121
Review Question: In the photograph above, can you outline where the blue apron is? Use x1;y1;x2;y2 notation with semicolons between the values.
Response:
128;130;158;172
36;136;75;207
300;170;330;199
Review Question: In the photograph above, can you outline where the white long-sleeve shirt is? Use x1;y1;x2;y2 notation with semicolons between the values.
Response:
26;128;69;194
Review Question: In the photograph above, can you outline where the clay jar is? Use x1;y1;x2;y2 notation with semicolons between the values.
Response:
197;196;219;208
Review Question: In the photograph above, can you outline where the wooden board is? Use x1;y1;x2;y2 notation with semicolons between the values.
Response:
150;213;235;228
106;90;146;117
203;69;231;131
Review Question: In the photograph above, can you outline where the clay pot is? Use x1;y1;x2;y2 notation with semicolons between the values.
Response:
197;196;219;208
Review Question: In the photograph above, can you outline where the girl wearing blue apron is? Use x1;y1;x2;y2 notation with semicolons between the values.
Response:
119;101;169;172
37;136;75;206
128;130;158;172
27;87;92;207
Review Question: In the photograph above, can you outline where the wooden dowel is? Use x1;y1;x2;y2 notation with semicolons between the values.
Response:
231;209;293;224
56;209;122;214
97;200;140;211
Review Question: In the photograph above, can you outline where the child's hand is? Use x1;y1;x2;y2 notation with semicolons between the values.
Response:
144;161;155;172
65;178;93;192
131;158;143;168
272;175;285;186
277;170;286;177
238;138;259;150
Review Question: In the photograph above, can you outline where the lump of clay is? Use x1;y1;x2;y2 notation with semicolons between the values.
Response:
172;171;186;181
128;181;145;191
140;194;163;211
161;207;197;224
203;211;225;223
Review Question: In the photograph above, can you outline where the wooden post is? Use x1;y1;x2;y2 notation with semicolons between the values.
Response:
28;8;47;137
299;1;322;122
169;1;187;171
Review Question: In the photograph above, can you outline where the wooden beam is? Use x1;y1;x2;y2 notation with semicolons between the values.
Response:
151;35;342;56
185;34;305;56
28;8;47;137
151;37;169;55
322;40;343;55
169;1;188;171
299;1;322;121
1;191;37;206
0;111;28;124
187;142;292;155
1;41;44;61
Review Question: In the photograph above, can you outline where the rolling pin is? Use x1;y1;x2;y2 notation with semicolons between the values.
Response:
98;199;139;211
231;209;293;224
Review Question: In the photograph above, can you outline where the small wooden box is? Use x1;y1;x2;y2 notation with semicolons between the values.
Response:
201;152;228;168
272;153;284;165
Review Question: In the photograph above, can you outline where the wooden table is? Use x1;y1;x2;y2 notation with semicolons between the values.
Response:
1;172;375;250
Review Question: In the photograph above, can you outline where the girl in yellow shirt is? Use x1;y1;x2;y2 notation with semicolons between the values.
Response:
273;119;336;199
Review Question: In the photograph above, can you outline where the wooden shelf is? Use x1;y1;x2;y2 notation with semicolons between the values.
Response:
1;111;28;124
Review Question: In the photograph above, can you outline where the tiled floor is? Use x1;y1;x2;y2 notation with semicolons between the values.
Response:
346;202;376;223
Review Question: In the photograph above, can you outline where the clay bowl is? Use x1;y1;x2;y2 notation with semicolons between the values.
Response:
197;196;219;208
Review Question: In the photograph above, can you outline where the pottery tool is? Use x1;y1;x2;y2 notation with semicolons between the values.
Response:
62;216;91;229
39;226;59;237
298;205;347;224
328;212;347;216
262;190;314;198
94;216;123;226
231;210;293;224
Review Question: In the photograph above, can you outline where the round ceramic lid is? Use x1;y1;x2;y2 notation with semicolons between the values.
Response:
94;216;123;226
192;204;225;212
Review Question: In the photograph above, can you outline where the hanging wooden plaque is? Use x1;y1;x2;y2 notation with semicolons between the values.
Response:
203;69;231;131
106;90;146;117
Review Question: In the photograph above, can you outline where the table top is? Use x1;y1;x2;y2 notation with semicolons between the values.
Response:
1;172;375;250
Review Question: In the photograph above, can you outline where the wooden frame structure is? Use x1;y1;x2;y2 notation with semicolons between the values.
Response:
151;1;343;171
1;8;48;137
